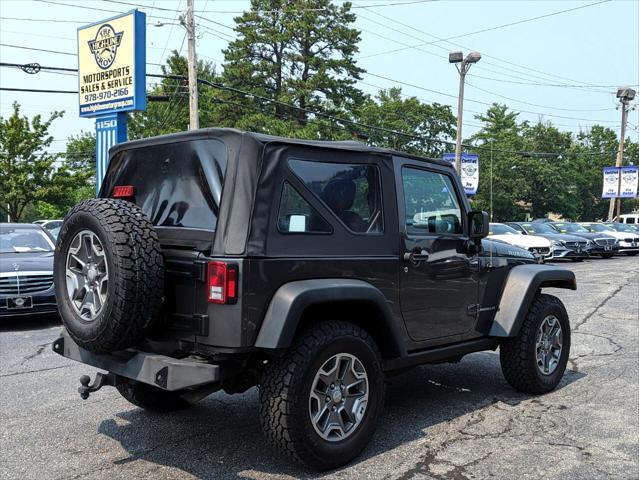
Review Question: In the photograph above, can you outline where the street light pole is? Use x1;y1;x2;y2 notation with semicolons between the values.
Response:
182;0;199;130
607;87;636;221
449;51;481;174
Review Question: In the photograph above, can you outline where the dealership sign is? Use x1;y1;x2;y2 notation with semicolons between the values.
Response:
620;166;638;198
443;153;479;195
77;10;146;117
602;167;620;198
602;166;639;198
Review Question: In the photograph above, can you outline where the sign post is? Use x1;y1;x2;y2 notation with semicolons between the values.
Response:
77;10;146;193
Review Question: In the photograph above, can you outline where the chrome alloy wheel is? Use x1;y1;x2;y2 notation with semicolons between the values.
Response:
536;315;563;375
65;230;109;321
309;353;369;442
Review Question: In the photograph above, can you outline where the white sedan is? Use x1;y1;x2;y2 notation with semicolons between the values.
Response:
488;223;553;261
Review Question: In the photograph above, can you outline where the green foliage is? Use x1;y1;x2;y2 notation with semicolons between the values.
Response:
0;102;64;221
129;52;221;138
470;104;637;221
356;87;455;157
219;0;364;137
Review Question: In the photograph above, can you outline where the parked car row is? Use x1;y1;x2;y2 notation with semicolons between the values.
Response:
487;220;639;262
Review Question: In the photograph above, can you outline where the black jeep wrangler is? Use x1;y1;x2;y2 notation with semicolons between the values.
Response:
52;129;576;469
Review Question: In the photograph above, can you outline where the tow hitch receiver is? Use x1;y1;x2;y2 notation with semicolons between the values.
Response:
78;372;116;400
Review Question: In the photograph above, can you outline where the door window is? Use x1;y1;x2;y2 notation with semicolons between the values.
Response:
288;159;383;234
402;168;463;235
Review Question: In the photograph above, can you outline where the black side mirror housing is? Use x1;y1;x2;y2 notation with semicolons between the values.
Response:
468;210;489;242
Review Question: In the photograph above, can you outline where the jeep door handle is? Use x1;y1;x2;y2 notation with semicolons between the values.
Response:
404;249;429;263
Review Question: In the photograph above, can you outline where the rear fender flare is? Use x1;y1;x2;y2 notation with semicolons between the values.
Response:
254;279;404;357
489;264;576;337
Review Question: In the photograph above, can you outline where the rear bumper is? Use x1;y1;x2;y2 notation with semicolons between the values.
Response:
52;330;220;391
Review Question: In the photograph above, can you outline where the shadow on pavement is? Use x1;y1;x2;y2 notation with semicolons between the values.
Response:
0;314;60;332
97;350;585;479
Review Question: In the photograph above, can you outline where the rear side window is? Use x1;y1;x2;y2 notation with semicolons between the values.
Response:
288;159;383;234
277;182;332;234
103;139;226;230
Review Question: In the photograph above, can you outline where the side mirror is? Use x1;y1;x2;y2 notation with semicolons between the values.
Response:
468;210;489;241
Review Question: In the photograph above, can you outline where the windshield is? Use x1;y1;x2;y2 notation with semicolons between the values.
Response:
0;226;54;253
554;223;589;233
585;223;614;233
606;223;635;232
521;223;557;234
489;223;520;235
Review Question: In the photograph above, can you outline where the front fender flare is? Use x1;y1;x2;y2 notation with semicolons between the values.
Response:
254;279;404;356
489;264;576;337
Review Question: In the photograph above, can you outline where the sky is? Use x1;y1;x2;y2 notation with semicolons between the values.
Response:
1;0;638;156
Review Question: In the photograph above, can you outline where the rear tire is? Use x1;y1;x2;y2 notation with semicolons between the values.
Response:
500;294;570;394
55;198;164;353
116;379;190;413
259;321;385;470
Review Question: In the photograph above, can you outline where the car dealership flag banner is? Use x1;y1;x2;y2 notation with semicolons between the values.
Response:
601;167;620;198
443;153;479;195
619;166;639;198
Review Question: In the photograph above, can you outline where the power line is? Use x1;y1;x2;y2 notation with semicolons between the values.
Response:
464;81;614;113
0;43;75;56
1;65;624;156
355;2;615;91
364;72;619;123
358;0;611;59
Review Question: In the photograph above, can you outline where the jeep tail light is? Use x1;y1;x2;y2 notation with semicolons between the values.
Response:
207;261;238;304
113;185;135;200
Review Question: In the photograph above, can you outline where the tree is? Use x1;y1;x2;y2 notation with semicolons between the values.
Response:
520;121;575;219
129;52;221;138
220;0;365;137
0;102;64;221
470;104;529;221
355;87;455;157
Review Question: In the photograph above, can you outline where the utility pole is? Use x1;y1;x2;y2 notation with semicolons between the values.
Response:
182;0;199;130
607;87;636;221
449;51;481;174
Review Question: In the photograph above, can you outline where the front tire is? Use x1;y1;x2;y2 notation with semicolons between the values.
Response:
259;321;385;470
500;294;570;394
599;253;614;259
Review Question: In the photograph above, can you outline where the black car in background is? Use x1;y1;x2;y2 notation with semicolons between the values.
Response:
0;223;57;319
550;222;618;258
505;221;592;261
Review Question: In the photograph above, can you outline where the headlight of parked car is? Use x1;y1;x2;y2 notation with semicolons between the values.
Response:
551;240;564;248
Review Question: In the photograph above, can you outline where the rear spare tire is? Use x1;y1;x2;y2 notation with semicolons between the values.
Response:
54;198;164;353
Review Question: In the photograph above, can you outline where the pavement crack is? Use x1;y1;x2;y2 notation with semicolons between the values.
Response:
0;364;73;378
573;282;626;332
20;341;52;365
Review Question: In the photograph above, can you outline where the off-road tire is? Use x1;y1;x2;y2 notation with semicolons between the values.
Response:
500;294;570;394
55;198;164;353
116;379;190;413
259;321;385;470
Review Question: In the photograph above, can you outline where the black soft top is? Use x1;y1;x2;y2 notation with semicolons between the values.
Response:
109;128;451;169
105;128;453;256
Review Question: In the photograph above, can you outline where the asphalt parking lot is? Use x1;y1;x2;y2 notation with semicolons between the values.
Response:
1;257;638;480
